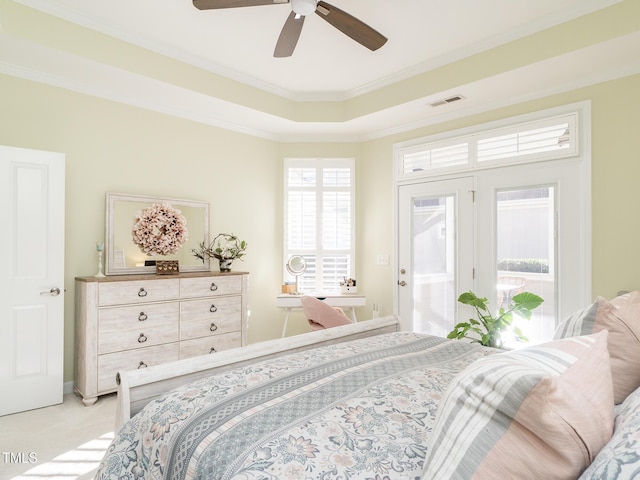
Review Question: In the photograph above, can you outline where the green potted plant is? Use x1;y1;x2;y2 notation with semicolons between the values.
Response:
448;290;544;348
192;233;247;272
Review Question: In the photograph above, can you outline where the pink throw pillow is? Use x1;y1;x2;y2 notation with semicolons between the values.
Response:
554;294;640;403
423;331;614;480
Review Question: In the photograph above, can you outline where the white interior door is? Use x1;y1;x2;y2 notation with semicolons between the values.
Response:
397;177;474;333
0;145;65;416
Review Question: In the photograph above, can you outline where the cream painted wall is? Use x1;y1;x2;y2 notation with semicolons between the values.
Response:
2;70;639;385
589;75;640;295
0;73;285;383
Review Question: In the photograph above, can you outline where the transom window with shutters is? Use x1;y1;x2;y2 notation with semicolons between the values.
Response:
396;112;577;178
284;158;355;293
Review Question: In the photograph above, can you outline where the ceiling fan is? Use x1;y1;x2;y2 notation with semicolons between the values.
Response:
192;0;388;58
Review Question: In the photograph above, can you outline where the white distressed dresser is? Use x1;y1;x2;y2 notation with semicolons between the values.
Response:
75;271;248;405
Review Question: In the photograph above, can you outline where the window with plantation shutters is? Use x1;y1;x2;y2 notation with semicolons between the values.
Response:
400;140;469;174
476;116;574;163
284;158;355;293
395;112;577;178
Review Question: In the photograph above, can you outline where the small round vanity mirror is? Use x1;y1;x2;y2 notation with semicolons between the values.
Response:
286;255;307;276
286;255;307;294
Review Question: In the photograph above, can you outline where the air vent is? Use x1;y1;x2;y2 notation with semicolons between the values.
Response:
429;95;465;108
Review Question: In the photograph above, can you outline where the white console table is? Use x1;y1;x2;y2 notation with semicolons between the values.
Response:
276;293;367;337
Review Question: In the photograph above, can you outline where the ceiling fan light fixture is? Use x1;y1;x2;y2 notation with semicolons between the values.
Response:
292;0;316;16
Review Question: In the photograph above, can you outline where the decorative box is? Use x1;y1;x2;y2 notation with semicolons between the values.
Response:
156;260;179;275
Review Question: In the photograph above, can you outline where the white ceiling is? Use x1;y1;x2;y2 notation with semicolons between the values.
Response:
5;0;640;141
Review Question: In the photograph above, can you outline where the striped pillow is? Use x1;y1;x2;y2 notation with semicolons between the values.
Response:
553;297;617;339
422;331;614;480
554;295;640;403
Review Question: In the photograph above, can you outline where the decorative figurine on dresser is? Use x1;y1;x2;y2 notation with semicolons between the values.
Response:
74;194;249;406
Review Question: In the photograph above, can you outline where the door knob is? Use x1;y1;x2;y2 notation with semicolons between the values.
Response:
398;280;407;287
40;287;61;296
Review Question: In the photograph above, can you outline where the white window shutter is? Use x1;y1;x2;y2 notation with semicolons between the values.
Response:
284;159;355;293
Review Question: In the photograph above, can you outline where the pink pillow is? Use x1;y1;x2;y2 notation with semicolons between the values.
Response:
610;292;640;400
424;331;614;479
554;295;640;403
301;296;352;330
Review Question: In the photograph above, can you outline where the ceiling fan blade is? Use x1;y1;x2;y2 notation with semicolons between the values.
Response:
274;11;305;57
193;0;289;10
315;1;387;51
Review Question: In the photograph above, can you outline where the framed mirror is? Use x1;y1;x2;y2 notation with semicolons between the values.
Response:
105;193;210;275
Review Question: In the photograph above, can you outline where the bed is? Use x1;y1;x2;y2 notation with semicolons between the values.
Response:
96;291;640;480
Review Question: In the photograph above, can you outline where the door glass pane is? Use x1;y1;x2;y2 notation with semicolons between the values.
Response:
496;186;556;347
412;195;456;336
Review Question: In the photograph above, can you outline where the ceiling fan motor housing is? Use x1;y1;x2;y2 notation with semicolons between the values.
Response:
292;0;317;16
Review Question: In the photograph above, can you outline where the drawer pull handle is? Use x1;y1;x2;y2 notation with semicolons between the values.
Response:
138;361;147;369
138;312;148;321
210;322;218;332
210;347;217;354
210;304;218;313
138;288;148;297
210;283;218;291
138;333;148;343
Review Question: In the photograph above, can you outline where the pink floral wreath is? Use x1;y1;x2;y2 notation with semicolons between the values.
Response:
132;203;188;256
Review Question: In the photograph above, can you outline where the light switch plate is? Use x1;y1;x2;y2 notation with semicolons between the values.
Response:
376;254;389;265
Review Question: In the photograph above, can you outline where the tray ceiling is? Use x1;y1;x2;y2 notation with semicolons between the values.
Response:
3;0;639;140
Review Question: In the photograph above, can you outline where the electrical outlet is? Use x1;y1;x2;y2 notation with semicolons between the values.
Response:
372;304;380;318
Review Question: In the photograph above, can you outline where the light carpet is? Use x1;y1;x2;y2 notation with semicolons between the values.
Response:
0;393;116;480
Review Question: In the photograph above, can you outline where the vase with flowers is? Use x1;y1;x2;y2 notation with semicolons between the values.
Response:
192;233;247;272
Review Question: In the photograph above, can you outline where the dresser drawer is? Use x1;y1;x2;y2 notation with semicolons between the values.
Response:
180;296;242;340
97;343;179;393
179;332;242;359
179;275;242;298
99;279;180;306
98;303;179;354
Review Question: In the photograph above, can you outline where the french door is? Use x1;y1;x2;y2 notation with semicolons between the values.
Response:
397;177;474;334
397;161;589;345
474;162;588;346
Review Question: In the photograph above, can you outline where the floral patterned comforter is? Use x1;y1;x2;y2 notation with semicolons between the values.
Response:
96;332;495;480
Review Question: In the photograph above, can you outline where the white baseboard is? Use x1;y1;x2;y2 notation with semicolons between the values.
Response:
63;381;74;395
